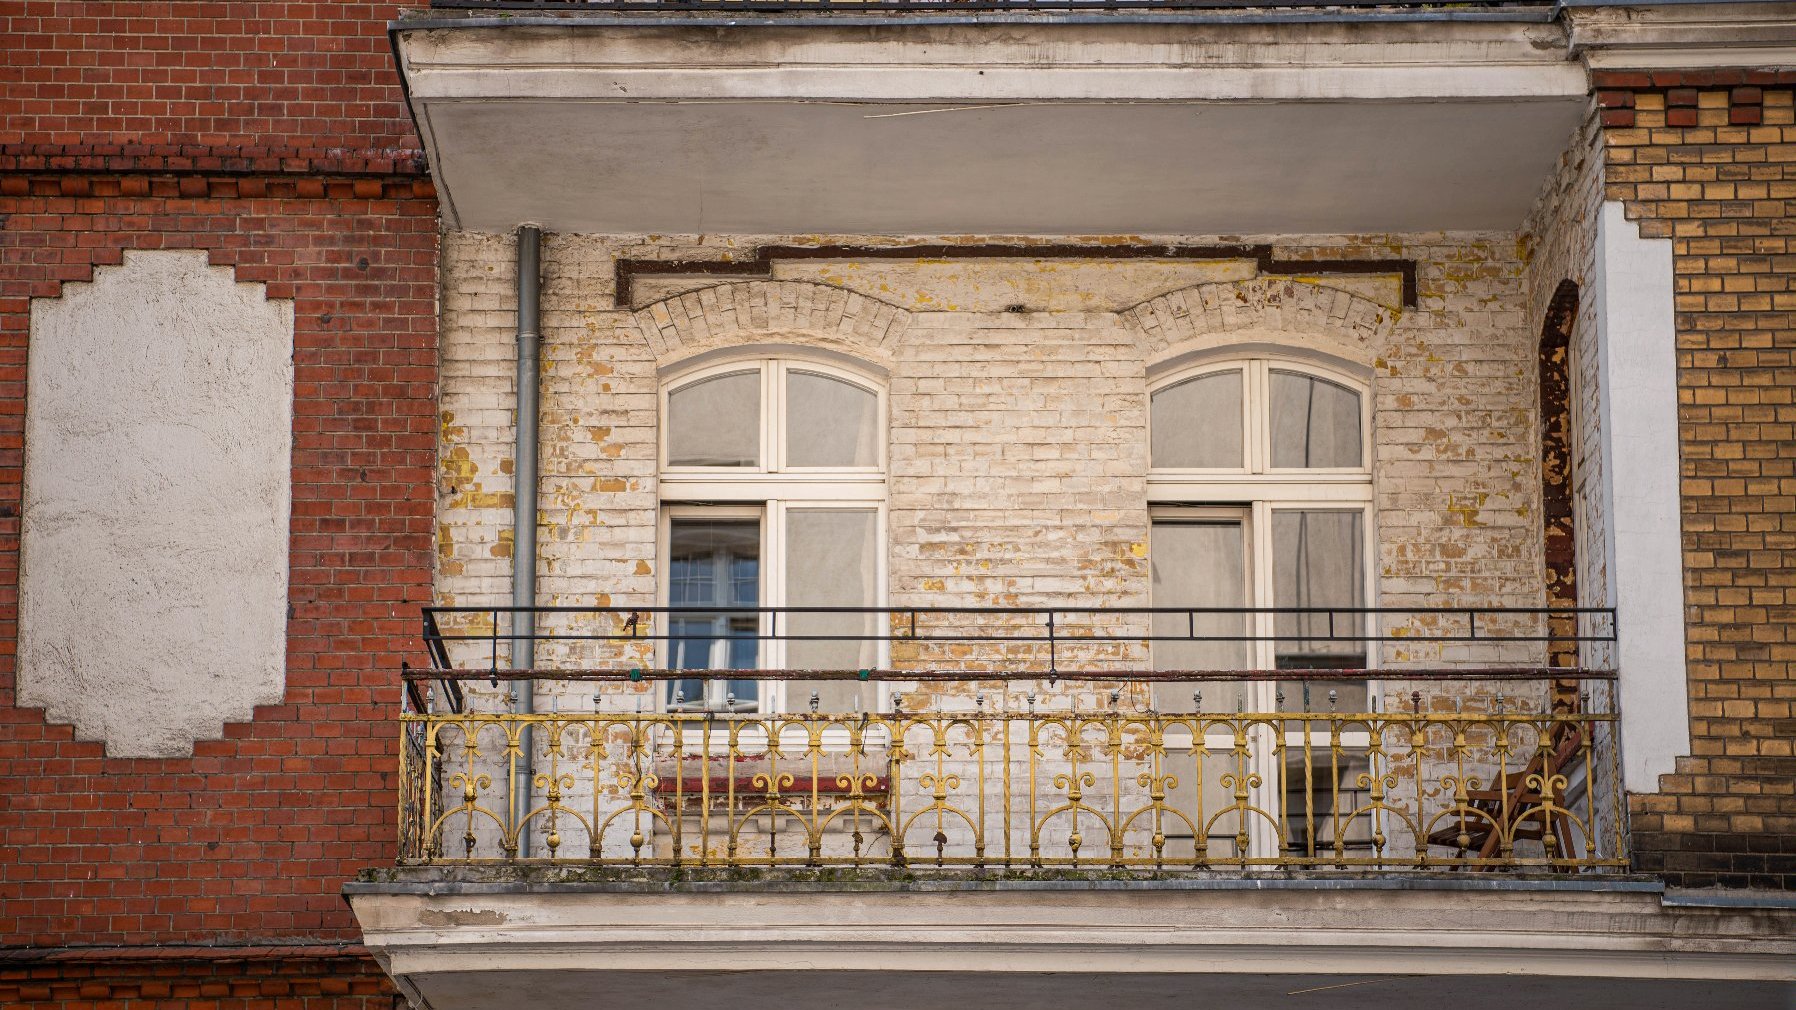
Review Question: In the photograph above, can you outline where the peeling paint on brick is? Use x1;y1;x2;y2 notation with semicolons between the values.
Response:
437;229;1557;860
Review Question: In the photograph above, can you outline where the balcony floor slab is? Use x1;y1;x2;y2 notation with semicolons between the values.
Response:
348;869;1796;1010
394;18;1588;235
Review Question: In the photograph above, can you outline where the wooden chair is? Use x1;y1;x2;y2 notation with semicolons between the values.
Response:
1426;719;1586;864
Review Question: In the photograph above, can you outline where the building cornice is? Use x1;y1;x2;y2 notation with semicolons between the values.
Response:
1567;1;1796;68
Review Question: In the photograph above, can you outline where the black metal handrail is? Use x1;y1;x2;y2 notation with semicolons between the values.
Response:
411;665;1613;681
422;603;1614;661
410;604;1615;705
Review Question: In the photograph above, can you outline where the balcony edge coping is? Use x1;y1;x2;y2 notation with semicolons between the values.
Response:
344;871;1666;896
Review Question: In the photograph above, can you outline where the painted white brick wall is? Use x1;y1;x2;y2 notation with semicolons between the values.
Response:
434;231;1554;857
1523;107;1613;667
442;233;1547;638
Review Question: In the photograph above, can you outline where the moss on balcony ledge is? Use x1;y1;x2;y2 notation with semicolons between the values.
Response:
351;863;1662;892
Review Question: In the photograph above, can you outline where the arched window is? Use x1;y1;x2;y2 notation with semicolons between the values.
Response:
663;359;883;473
1148;359;1368;473
658;357;887;713
1147;356;1375;857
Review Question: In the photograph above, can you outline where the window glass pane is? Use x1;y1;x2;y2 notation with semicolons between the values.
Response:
786;370;879;468
1272;509;1366;710
1269;370;1362;469
785;509;878;712
1149;518;1251;856
667;370;759;467
1150;370;1243;469
667;517;760;710
1150;520;1251;707
1272;509;1368;849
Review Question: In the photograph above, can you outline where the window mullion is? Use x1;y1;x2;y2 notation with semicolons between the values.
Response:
1249;361;1268;474
764;500;782;710
1249;500;1276;671
765;361;780;474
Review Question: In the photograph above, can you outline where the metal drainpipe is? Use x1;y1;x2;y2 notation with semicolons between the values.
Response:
512;224;542;857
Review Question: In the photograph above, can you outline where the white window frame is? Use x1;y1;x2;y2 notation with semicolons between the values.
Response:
659;355;890;714
1145;362;1253;477
660;357;887;481
1145;356;1377;661
1148;356;1374;492
1147;358;1377;857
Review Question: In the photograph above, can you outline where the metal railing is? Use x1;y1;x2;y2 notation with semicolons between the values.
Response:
415;603;1615;683
398;679;1623;871
397;604;1624;873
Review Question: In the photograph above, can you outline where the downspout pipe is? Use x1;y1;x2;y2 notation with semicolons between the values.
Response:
512;224;542;857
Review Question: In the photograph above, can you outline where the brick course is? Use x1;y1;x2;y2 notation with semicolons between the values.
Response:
0;948;395;1009
0;0;437;979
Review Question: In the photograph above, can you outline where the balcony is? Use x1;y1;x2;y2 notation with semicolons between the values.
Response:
347;604;1796;1010
396;603;1624;873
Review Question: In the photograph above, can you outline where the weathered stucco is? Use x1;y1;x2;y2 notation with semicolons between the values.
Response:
21;250;294;758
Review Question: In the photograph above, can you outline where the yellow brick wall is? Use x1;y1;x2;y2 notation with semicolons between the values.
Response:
1597;71;1796;888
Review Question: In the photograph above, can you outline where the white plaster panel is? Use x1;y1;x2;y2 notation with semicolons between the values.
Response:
1593;201;1691;789
22;250;294;758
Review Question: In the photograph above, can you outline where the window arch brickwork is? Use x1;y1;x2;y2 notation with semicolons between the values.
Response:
630;280;911;365
1121;277;1399;365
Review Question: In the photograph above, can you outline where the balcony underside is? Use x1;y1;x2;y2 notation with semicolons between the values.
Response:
395;18;1589;234
346;874;1796;1010
413;99;1586;234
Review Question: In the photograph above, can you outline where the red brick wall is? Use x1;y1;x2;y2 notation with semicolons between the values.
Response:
2;1;422;174
0;173;439;946
1598;70;1796;890
0;0;438;972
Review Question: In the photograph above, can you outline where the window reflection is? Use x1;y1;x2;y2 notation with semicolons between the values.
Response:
667;517;760;711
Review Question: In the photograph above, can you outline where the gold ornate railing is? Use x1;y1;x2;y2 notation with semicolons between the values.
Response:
398;692;1626;872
